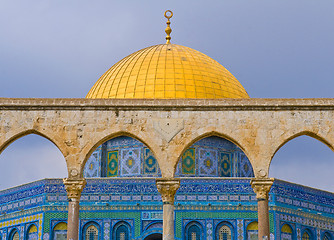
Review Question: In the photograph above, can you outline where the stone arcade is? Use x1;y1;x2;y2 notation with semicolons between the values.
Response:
0;11;333;240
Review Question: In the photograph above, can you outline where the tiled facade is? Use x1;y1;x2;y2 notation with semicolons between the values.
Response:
0;137;333;240
0;179;333;240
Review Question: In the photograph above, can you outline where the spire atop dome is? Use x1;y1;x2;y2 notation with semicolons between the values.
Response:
164;10;173;44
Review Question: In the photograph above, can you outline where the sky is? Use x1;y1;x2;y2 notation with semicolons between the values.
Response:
0;0;333;192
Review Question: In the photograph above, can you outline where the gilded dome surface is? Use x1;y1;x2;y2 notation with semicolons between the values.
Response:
86;44;249;99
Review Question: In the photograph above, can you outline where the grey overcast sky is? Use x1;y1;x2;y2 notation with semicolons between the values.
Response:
0;0;333;191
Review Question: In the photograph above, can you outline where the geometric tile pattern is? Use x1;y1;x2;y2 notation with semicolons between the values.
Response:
120;148;141;176
103;220;110;240
1;178;333;240
85;136;162;178
198;148;218;176
237;219;244;240
175;136;254;177
107;151;118;177
182;148;196;175
0;214;43;240
143;148;159;175
219;152;232;177
83;146;102;178
206;220;213;240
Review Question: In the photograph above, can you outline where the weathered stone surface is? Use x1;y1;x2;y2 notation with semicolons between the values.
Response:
0;98;334;178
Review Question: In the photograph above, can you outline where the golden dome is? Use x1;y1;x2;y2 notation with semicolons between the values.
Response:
86;44;249;99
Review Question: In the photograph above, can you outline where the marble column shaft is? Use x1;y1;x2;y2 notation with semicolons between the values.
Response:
63;178;86;240
156;178;180;240
251;178;274;240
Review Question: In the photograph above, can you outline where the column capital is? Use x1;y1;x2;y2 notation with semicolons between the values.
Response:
63;178;87;200
156;178;180;204
250;178;274;201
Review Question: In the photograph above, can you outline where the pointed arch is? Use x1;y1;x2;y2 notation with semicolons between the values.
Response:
270;130;334;162
175;131;250;169
246;221;258;240
26;223;38;240
9;228;19;240
0;130;67;189
82;221;100;240
281;223;294;240
0;129;66;159
215;221;234;240
301;228;312;240
174;132;254;178
112;221;132;240
82;132;161;177
185;221;203;240
80;131;159;176
52;222;67;240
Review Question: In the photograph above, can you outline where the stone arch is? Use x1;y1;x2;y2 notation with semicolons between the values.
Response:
0;129;67;158
174;131;254;177
270;130;334;162
173;131;250;171
80;131;160;177
268;131;334;175
0;130;68;187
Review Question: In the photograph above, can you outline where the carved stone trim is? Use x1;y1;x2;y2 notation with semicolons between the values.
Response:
153;119;184;142
156;178;180;204
63;178;87;200
250;178;274;200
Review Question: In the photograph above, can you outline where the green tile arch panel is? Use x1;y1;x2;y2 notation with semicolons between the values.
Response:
44;212;68;233
175;211;274;239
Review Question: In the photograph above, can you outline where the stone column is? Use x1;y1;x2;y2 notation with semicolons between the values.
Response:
156;178;180;240
63;178;86;240
250;178;274;240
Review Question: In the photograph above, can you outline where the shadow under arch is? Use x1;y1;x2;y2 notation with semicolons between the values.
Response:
81;131;161;178
0;129;66;158
81;131;159;176
143;233;162;240
270;130;334;164
174;131;254;177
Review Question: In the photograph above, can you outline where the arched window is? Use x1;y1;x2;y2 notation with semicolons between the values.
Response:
53;222;67;240
10;230;19;240
218;225;232;240
323;232;331;240
27;224;38;240
186;222;202;240
84;224;98;240
302;229;312;240
246;221;258;240
114;222;130;240
281;224;293;240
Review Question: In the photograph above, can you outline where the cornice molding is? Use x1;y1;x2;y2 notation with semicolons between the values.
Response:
1;98;334;111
